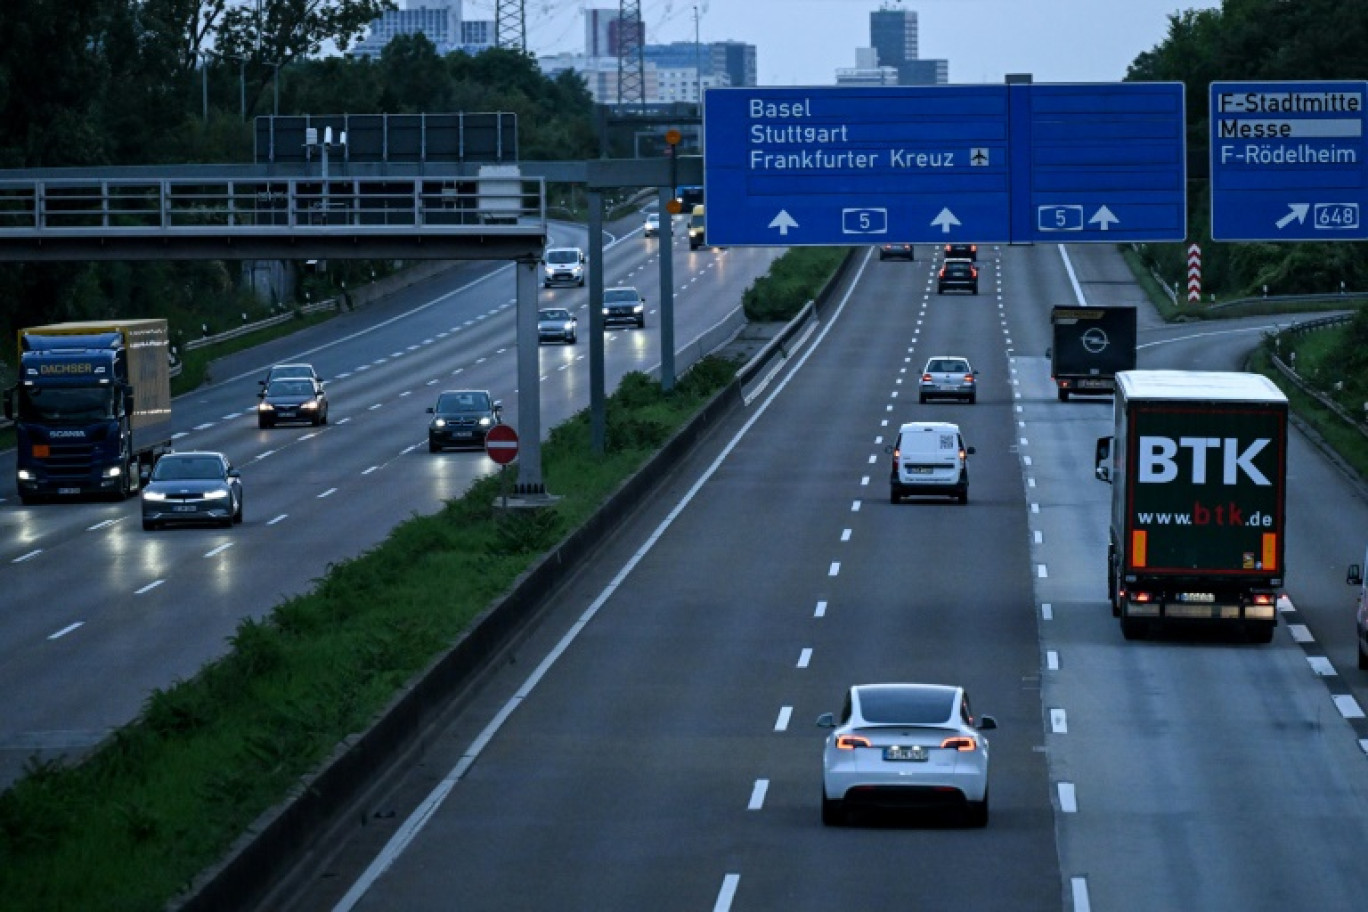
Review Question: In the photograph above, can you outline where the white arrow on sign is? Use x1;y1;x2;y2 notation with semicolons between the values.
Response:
1276;203;1309;229
1089;205;1120;231
768;210;799;236
930;208;961;234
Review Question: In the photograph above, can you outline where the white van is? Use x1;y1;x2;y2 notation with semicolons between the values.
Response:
888;421;974;504
542;247;586;287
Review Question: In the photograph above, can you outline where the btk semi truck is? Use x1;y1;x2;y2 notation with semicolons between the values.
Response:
1094;370;1288;642
5;319;172;503
1049;305;1137;401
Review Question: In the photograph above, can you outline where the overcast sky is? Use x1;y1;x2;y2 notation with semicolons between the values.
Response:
511;0;1221;86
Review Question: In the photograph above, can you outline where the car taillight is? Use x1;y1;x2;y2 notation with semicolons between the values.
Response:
938;268;946;277
836;734;871;750
941;736;977;751
963;373;975;384
922;373;933;382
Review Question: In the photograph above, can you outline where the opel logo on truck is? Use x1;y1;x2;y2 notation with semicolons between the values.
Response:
1081;327;1110;354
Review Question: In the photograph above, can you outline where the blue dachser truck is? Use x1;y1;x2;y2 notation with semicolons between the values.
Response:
5;319;172;503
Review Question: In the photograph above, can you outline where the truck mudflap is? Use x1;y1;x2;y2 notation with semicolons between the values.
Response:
1118;589;1279;642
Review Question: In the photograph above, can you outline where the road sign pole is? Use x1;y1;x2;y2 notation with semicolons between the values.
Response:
514;256;544;495
589;191;606;455
658;184;676;392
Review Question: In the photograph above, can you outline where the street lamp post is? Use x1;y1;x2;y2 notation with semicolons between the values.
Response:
693;6;702;107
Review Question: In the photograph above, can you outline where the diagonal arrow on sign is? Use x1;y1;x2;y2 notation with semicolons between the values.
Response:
1275;204;1309;230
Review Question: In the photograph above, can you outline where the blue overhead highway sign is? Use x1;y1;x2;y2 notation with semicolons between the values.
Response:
1210;80;1368;241
702;83;1186;247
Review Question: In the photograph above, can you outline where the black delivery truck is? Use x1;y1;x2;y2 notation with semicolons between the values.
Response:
1049;305;1137;401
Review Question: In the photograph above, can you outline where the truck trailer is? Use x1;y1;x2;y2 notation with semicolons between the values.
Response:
1094;370;1288;641
1049;305;1137;401
5;319;172;503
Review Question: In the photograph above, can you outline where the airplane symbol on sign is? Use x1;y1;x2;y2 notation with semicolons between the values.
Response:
971;148;989;166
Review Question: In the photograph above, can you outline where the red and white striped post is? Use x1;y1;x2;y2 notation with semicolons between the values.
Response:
1187;244;1202;304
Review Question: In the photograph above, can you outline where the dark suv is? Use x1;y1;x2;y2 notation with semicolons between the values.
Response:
427;389;502;452
944;243;978;261
937;260;979;295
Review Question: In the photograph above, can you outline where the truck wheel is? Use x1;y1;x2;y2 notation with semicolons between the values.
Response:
1359;643;1368;670
1246;622;1274;644
889;488;900;504
957;490;968;505
1057;388;1070;402
1120;618;1149;640
142;519;157;531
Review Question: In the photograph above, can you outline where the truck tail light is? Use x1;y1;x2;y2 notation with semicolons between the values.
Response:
1250;593;1275;606
1131;591;1153;603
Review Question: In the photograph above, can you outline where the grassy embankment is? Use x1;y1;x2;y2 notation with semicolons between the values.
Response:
0;246;848;912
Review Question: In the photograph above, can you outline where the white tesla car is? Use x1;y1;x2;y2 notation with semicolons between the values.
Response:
818;683;996;827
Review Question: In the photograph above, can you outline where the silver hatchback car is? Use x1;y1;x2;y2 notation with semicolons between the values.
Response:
141;451;243;531
919;356;978;404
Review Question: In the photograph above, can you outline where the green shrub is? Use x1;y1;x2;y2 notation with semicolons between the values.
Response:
742;247;850;321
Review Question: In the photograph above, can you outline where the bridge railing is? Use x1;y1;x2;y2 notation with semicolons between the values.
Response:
0;175;545;236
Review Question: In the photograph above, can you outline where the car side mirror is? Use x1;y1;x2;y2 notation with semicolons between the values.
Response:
976;715;998;731
493;401;503;413
1095;435;1113;484
257;390;266;399
259;379;267;386
965;445;976;456
1045;346;1052;358
228;469;241;479
816;712;835;729
1349;564;1363;586
427;406;435;414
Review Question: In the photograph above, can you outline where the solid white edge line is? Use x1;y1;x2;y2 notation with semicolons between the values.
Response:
332;249;878;911
1058;244;1089;307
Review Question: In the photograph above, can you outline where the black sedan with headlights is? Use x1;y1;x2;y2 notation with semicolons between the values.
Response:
537;308;578;345
427;389;502;452
602;286;646;329
141;451;243;530
257;378;328;428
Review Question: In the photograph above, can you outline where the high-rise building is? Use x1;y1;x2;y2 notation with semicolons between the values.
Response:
870;4;917;69
353;0;464;58
585;7;645;57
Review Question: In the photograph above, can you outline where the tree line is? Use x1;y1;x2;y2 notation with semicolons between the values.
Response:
1127;0;1368;298
0;0;600;360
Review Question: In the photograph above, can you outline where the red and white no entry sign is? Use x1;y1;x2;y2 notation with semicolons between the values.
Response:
484;423;519;465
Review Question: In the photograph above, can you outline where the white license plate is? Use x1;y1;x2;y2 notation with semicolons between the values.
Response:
1177;592;1215;603
58;487;80;495
172;505;197;512
454;430;473;438
884;745;928;762
906;467;933;475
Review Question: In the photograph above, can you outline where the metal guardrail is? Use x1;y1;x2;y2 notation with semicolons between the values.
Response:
1266;313;1368;441
181;299;340;352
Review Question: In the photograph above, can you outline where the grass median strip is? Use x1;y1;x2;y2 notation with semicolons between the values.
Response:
0;360;739;912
